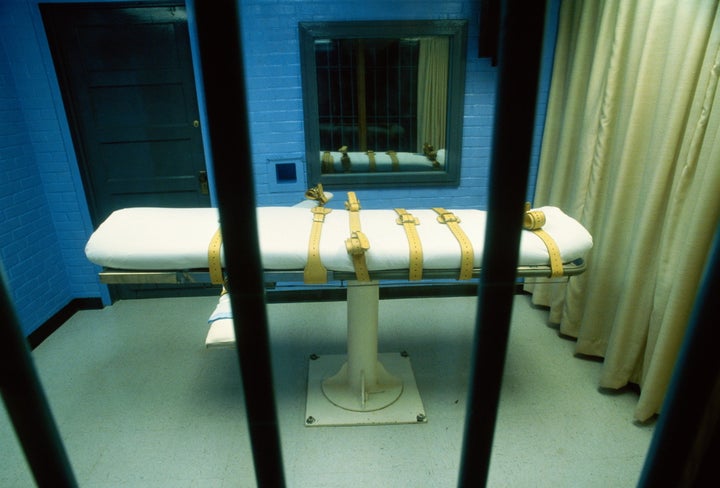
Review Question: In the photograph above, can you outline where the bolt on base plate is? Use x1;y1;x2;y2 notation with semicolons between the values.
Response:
305;352;427;427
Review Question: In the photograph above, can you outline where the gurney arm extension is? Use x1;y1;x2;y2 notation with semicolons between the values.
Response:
97;259;586;285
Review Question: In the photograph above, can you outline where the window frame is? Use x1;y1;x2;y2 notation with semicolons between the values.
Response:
299;19;467;188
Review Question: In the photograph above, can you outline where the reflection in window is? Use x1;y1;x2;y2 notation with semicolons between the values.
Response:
315;37;448;156
300;19;466;186
315;38;417;153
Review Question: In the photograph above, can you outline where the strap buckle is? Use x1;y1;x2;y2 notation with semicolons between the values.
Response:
523;203;563;277
345;231;370;255
305;183;329;206
523;202;546;230
436;211;460;224
311;206;332;222
396;213;420;226
339;145;351;172
432;207;473;280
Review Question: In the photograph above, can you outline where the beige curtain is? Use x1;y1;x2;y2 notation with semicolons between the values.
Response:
526;0;720;421
417;36;448;152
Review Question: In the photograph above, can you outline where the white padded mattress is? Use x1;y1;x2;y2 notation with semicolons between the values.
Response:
84;206;592;272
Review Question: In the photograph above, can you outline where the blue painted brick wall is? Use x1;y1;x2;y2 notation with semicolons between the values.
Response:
236;0;558;210
1;0;105;335
0;15;70;335
0;0;558;335
239;0;499;209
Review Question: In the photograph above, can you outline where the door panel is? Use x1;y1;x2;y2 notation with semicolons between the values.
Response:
42;3;217;300
41;3;209;226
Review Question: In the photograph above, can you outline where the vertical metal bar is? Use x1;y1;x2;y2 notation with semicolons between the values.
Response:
322;46;334;148
192;2;286;487
458;1;547;486
357;40;368;151
638;226;720;487
339;41;347;149
1;271;78;487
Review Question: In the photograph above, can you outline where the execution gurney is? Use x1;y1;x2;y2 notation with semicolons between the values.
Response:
85;190;593;426
319;145;445;173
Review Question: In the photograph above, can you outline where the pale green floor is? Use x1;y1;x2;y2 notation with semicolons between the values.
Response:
2;294;655;487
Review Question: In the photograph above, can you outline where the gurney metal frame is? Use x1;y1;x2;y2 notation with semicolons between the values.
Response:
97;259;587;285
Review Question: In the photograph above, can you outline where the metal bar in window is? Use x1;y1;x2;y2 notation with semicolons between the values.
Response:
357;40;368;150
1;273;78;487
384;47;391;149
193;2;286;487
339;41;347;148
458;0;547;486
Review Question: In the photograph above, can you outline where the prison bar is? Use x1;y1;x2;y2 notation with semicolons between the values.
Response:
193;1;286;487
458;0;548;485
638;226;720;487
0;273;78;487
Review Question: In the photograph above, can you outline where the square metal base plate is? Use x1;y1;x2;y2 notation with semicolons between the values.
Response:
305;352;427;427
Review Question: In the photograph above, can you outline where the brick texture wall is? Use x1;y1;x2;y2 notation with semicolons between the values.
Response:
236;0;558;209
239;0;497;209
1;0;104;335
0;0;558;335
0;16;69;335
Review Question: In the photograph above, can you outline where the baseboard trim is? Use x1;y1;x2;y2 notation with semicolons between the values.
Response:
27;297;103;350
26;285;526;348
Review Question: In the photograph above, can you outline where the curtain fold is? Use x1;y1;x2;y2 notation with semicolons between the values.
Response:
526;0;720;421
417;37;448;152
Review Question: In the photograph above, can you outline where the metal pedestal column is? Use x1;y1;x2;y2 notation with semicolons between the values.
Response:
305;281;426;426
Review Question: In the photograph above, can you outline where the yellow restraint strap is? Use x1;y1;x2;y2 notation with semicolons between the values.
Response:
339;146;351;172
432;208;474;280
395;209;423;281
208;227;224;285
345;192;371;281
305;183;329;206
386;151;399;171
303;206;332;284
523;203;564;278
321;151;334;173
305;207;333;284
367;150;376;172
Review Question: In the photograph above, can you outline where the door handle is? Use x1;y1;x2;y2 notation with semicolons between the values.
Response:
198;170;209;195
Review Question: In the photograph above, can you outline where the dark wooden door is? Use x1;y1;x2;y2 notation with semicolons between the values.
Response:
42;3;218;299
41;3;210;226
